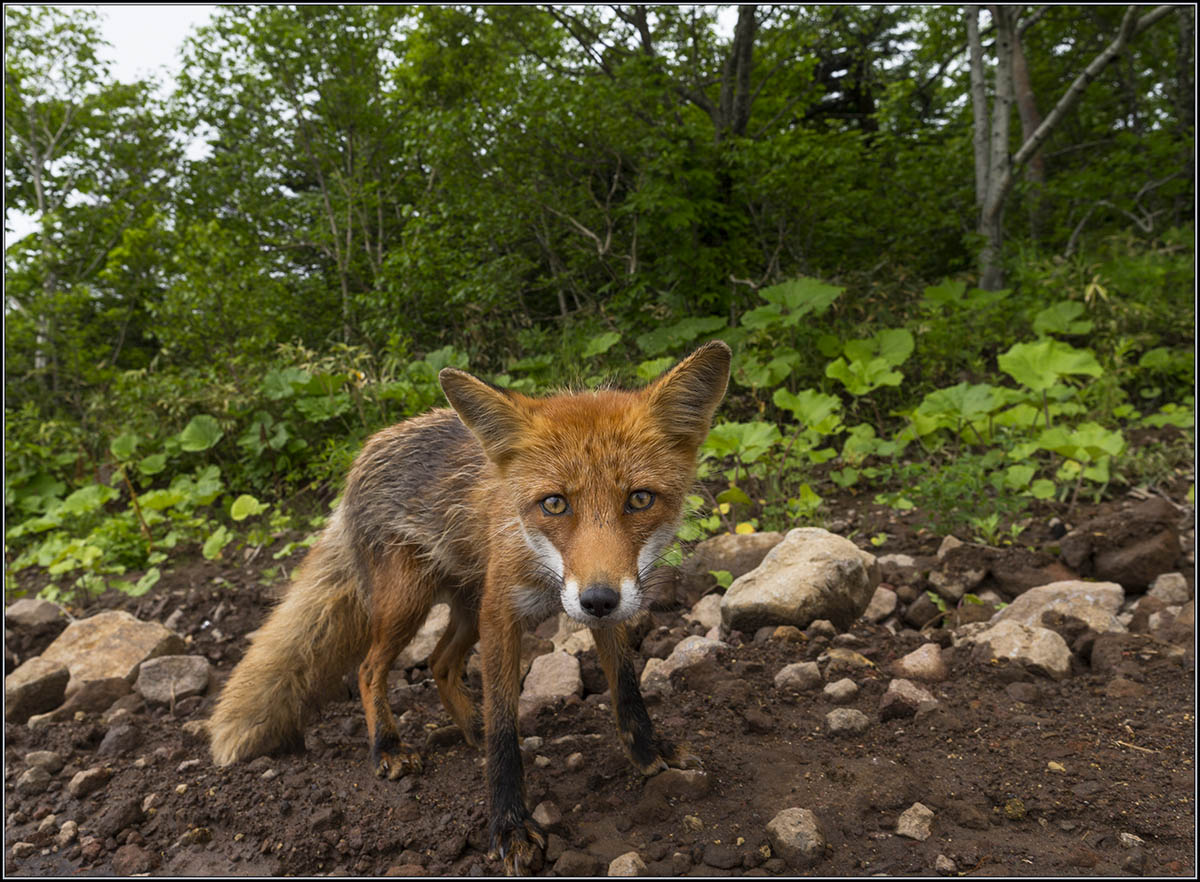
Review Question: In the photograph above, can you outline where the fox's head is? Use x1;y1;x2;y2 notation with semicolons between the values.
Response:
440;341;730;626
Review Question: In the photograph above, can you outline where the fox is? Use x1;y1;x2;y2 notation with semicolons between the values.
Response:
207;340;731;874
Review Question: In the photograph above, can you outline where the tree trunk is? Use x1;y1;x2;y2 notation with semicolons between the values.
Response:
1010;22;1046;239
715;5;757;142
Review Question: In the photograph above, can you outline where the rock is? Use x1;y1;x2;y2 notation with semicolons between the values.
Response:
134;655;212;705
55;820;78;847
1148;572;1191;604
97;723;142;758
608;851;646;876
111;843;156;875
968;621;1073;680
819;647;875;676
896;802;935;840
825;708;870;736
807;619;837;638
774;662;821;692
721;528;879;633
5;657;70;723
640;636;729;697
39;610;185;694
10;842;36;859
823;678;858;704
67;766;112;798
5;597;66;628
992;580;1125;636
24;750;64;773
937;535;963;559
396;604;450;669
862;586;898;623
52;677;131;719
890;643;948;681
549;616;595;656
880;678;937;721
521;651;581;705
90;795;143;840
532;800;562;833
1106;677;1148;699
680;531;785;607
685;594;724;631
903;591;941;629
1059;498;1180;590
935;854;957;875
15;766;52;796
765;807;826;869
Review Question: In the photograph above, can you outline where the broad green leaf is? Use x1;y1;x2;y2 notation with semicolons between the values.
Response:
1033;301;1092;337
126;567;161;597
261;366;309;400
582;331;621;358
773;388;842;433
997;340;1103;392
138;453;168;476
230;494;269;521
716;486;754;506
109;433;140;461
759;277;843;318
1030;479;1057;499
178;415;224;452
636;356;675;382
60;483;118;516
202;525;233;560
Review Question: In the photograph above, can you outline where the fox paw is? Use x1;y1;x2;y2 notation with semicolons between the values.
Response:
489;813;546;876
636;739;701;776
372;737;423;780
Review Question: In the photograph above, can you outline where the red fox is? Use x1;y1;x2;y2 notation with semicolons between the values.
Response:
207;340;731;873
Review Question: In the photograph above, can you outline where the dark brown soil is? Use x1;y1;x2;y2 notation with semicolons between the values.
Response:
4;488;1195;877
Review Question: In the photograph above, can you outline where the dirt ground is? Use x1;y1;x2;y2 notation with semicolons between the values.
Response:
4;482;1196;877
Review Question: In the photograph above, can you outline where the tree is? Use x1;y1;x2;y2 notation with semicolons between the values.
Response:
5;6;180;407
967;4;1174;289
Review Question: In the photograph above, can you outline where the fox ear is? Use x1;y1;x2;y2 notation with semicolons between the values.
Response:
439;368;527;463
645;340;731;449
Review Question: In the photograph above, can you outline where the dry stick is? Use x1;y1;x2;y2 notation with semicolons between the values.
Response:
118;463;153;549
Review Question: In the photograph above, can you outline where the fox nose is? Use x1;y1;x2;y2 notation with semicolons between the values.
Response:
580;584;620;618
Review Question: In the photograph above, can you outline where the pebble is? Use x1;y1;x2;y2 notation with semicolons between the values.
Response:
825;708;870;736
765;807;826;869
553;850;599;876
10;842;36;858
702;842;741;869
807;619;837;638
890;642;948;681
565;752;584;772
15;766;52;795
97;723;142;758
880;678;937;720
823;678;859;704
896;802;935;840
56;820;78;847
24;750;64;773
935;853;957;875
774;661;821;691
608;851;646;876
67;766;111;798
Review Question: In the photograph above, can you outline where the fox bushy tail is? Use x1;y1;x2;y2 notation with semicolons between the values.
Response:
208;512;368;765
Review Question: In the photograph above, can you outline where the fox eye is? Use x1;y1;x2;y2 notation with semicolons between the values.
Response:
626;490;655;512
540;495;569;516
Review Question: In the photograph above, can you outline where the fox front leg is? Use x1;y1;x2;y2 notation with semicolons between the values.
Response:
479;595;545;875
592;624;701;775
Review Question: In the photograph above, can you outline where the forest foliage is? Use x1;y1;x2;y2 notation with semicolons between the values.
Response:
4;5;1195;601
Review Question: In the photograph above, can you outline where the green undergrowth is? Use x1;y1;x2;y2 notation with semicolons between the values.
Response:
5;232;1194;605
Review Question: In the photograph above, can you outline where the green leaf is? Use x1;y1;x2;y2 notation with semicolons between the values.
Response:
582;331;621;359
1032;301;1092;337
60;483;118;516
126;567;161;597
109;433;140;461
178;415;224;452
230;494;269;521
709;569;734;589
636;356;675;382
997;340;1103;392
1030;479;1057;500
202;525;233;560
716;486;754;506
137;453;168;476
773;388;842;433
759;277;843;318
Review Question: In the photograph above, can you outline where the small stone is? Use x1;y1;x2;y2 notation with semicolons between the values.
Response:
862;586;898;623
682;814;704;832
5;597;66;628
1148;572;1190;604
765;807;826;869
97;723;142;758
134;655;211;705
1047;761;1066;773
823;678;859;704
807;619;837;638
15;766;52;795
1106;677;1147;699
937;535;963;559
608;850;646;876
896;803;934;841
774;661;821;691
5;657;70;724
1118;832;1145;848
880;678;937;721
702;842;741;869
553;850;599;876
56;820;78;847
532;801;561;831
111;843;155;875
67;766;111;798
644;768;711;801
10;842;37;859
24;750;64;773
890;642;948;681
1003;798;1026;820
565;752;584;772
935;853;957;875
825;708;870;735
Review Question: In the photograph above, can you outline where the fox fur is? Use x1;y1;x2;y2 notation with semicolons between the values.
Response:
207;340;731;873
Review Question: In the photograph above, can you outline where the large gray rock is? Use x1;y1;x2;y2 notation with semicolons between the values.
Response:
5;657;70;724
992;580;1125;636
720;528;879;632
134;656;212;705
39;610;185;694
968;620;1072;680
